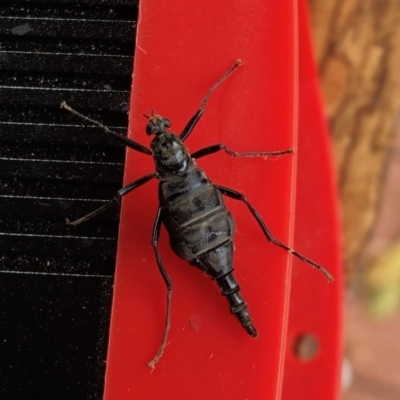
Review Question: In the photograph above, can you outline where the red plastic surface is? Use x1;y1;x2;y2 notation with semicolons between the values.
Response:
104;0;341;399
282;1;343;399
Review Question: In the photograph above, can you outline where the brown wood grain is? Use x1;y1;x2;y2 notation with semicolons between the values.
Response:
308;0;400;282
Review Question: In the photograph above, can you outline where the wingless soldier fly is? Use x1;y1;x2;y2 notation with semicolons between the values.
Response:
61;60;332;369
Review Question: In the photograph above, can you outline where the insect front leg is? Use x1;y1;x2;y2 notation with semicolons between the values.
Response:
179;60;242;142
216;185;333;282
66;173;155;226
191;144;294;160
148;207;173;370
60;101;152;155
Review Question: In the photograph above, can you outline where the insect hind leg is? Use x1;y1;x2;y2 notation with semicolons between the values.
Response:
148;207;173;370
217;185;333;282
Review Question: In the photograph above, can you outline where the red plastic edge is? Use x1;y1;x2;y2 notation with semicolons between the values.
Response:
282;1;343;399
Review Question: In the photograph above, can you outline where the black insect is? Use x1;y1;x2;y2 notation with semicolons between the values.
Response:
61;60;332;369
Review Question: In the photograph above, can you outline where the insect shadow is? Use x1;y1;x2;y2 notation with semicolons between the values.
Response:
61;60;333;369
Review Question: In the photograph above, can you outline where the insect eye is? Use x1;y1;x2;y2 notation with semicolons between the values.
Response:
163;118;171;129
146;123;155;135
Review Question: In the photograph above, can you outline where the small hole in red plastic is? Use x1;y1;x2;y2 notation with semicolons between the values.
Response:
293;333;319;361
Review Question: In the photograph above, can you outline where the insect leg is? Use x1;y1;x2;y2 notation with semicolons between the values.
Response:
216;185;333;282
60;101;152;156
191;144;293;160
66;172;156;226
148;207;173;370
179;60;242;142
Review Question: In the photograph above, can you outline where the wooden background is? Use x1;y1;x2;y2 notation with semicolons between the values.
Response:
309;0;400;283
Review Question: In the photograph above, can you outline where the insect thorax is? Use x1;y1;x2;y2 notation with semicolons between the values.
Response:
151;132;192;177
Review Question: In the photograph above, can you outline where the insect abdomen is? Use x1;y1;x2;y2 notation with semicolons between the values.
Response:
159;166;257;337
159;167;235;264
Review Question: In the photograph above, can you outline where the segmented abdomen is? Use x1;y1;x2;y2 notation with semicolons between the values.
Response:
159;166;235;268
159;165;256;336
